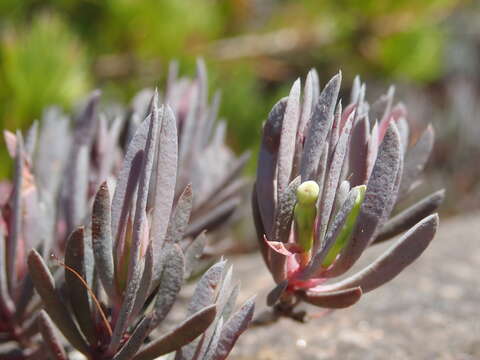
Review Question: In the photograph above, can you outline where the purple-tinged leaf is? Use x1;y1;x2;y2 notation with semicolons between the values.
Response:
329;101;342;157
112;106;159;352
310;68;320;101
131;242;154;321
165;60;179;103
396;116;409;154
166;185;193;245
197;178;247;214
65;145;89;232
301;72;341;181
192;269;238;360
218;283;240;323
300;287;362;309
320;214;438;293
327;123;401;277
202;91;221;148
188;261;225;316
277;79;301;195
267;280;288;306
314;142;329;205
251;184;270;270
111;114;150;240
373;189;445;244
25;120;38;158
202;317;224;360
35;109;71;195
184;232;207;279
74;90;101;146
97;117;124;187
112;316;152;360
333;180;351;215
292;70;316;176
14;272;34;320
274;176;301;244
38;310;68;360
65;227;96;344
131;98;160;255
152;245;184;326
151;106;178;269
399;125;434;198
133;305;217;360
350;76;361;104
212;296;255;360
186;197;240;238
113;151;144;266
378;145;404;228
27;250;89;355
108;252;144;353
8;133;23;291
349;115;369;187
4;130;17;157
92;182;115;298
195;152;250;210
317;112;354;241
0;225;14;315
298;70;316;138
178;81;200;176
256;98;288;238
196;58;209;112
211;120;227;147
366;121;379;179
371;86;394;124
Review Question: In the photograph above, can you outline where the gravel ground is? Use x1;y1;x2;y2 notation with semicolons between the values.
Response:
228;212;480;360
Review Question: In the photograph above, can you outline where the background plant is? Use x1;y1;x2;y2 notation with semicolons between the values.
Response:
0;0;478;216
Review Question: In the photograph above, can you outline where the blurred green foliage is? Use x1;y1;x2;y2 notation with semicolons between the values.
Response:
0;0;466;178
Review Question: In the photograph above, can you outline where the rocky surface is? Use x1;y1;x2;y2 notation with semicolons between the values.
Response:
228;212;480;360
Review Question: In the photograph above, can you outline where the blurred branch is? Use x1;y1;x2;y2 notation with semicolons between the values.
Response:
207;24;335;60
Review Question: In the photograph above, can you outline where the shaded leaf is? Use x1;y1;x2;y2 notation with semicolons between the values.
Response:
266;280;288;306
320;214;438;293
277;79;301;195
300;287;362;309
374;189;445;244
92;182;115;298
37;310;68;360
188;261;225;316
166;185;193;244
399;125;434;198
256;98;288;238
153;245;184;326
327;123;401;276
184;231;207;279
27;250;89;355
113;316;152;360
151;106;178;269
212;296;255;360
301;72;341;181
274;176;301;244
133;305;217;360
64;227;96;345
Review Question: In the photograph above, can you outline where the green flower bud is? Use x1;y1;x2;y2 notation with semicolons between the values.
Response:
294;181;320;253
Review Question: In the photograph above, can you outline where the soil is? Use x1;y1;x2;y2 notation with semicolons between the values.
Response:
228;212;480;360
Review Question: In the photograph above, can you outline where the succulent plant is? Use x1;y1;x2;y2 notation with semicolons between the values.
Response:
125;60;250;242
27;97;255;360
252;70;444;322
